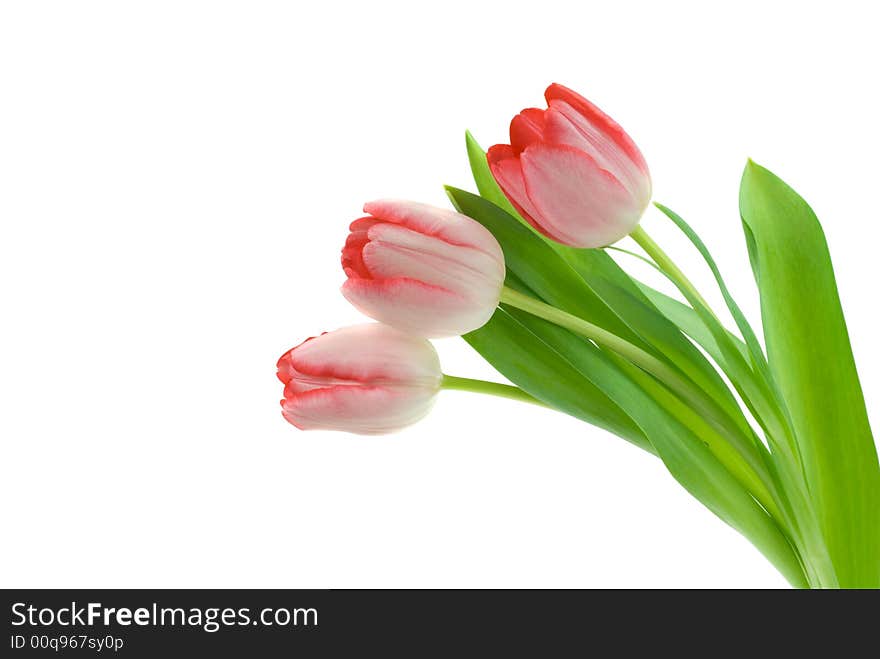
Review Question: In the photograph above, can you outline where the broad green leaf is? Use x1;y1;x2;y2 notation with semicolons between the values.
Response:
557;251;757;446
465;290;649;450
501;295;782;522
740;161;880;588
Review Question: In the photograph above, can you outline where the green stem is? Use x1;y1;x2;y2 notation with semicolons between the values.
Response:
630;225;718;319
501;287;712;416
441;374;548;408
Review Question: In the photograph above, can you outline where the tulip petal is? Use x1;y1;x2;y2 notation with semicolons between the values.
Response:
544;83;649;174
341;230;372;279
520;143;643;248
540;105;593;154
278;343;309;385
486;145;544;227
279;323;442;385
348;216;383;233
282;384;436;434
509;108;547;155
342;217;384;278
363;199;503;264
544;101;651;201
361;223;504;293
341;277;496;338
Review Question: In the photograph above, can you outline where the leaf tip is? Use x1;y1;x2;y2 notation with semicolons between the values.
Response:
742;158;759;178
740;159;769;205
443;185;462;210
742;158;774;182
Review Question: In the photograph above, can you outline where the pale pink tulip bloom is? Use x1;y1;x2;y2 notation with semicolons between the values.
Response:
341;200;505;337
277;323;442;434
488;83;652;248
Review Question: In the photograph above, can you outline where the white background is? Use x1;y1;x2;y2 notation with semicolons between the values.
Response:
1;1;878;588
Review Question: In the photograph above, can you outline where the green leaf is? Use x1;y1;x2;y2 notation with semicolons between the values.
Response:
555;247;757;445
598;350;808;588
464;284;650;451
654;203;773;388
740;160;880;588
641;206;798;467
634;282;750;367
465;130;523;220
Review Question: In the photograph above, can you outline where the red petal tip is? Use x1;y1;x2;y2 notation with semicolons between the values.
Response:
486;143;516;165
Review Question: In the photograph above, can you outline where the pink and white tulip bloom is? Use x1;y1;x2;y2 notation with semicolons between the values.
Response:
487;83;652;249
276;323;442;434
341;200;506;337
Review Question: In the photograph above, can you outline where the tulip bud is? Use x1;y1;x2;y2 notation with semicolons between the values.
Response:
277;323;443;434
341;199;506;337
487;83;652;248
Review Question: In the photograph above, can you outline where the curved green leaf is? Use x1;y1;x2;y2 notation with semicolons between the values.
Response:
465;130;522;220
740;161;880;588
635;282;750;367
465;303;649;450
654;202;773;388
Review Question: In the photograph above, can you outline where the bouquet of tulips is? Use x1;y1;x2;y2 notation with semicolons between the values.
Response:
277;83;879;588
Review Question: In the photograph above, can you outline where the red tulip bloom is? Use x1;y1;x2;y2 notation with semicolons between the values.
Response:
341;200;505;337
277;324;442;434
488;83;652;248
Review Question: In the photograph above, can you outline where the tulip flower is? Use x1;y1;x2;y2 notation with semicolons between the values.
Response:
276;323;442;434
341;199;506;337
487;83;652;248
